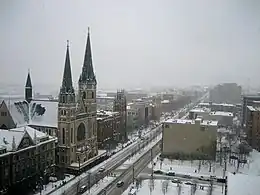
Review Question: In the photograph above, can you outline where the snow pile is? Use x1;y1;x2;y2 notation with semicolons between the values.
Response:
228;172;260;195
247;149;260;176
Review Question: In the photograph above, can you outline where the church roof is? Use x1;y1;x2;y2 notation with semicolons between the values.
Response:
0;126;48;152
1;99;58;128
25;72;32;88
60;40;74;94
79;27;96;84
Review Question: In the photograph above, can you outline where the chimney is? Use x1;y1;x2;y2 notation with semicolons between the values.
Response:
12;136;16;151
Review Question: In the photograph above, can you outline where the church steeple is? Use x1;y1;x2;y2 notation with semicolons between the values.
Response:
25;70;33;103
79;27;96;84
61;40;74;93
59;40;75;104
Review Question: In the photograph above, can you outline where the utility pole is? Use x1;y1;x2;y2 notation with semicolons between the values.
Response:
132;164;135;184
88;172;91;193
151;149;154;178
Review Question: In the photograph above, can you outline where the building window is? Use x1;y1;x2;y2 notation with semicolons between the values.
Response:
1;112;7;116
200;126;205;131
71;128;73;143
62;128;65;144
83;92;86;99
77;123;86;141
91;91;94;99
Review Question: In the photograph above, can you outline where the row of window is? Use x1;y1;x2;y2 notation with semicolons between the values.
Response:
1;112;7;116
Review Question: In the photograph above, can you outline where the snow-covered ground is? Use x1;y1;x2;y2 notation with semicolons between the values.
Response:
81;176;115;195
227;172;260;195
147;148;260;179
116;134;162;171
122;179;222;195
34;174;75;195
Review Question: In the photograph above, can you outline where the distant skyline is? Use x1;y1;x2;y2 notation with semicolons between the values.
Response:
1;0;260;89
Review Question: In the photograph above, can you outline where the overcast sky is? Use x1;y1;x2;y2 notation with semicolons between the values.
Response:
1;0;260;90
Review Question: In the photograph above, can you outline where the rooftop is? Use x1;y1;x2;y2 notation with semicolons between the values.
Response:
189;107;210;113
209;111;234;117
164;118;218;126
247;105;260;112
97;110;119;119
4;99;58;128
198;102;235;107
0;125;49;151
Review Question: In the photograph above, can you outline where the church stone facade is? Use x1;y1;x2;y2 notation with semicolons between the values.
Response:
57;29;98;172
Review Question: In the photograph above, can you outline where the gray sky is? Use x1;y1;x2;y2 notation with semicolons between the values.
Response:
1;0;260;90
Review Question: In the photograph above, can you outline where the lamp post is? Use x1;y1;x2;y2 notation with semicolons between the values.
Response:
77;156;80;175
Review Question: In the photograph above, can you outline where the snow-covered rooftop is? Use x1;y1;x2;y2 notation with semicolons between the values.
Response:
189;108;210;113
164;119;218;126
4;99;58;128
0;125;48;151
209;111;233;117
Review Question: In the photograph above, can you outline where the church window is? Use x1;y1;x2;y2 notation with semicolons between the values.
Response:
91;91;94;99
83;92;86;99
62;128;65;144
62;96;65;103
77;123;86;141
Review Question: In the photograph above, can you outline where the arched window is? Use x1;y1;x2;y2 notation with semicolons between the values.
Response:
62;128;65;144
77;123;86;141
83;92;86;99
91;91;94;99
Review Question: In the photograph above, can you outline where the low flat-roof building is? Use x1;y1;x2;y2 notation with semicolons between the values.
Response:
162;118;218;160
209;111;233;127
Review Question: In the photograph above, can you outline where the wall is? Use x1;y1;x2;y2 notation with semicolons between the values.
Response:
162;122;217;159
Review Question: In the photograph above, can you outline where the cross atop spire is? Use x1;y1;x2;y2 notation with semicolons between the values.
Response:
60;40;74;93
79;27;96;84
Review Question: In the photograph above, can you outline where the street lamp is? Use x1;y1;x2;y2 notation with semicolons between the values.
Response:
77;156;80;175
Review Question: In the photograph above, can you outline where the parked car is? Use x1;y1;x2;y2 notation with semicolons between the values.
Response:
153;170;164;175
171;179;181;184
183;174;192;179
166;171;175;176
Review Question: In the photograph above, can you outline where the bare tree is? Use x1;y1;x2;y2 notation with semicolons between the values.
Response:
207;181;213;195
161;180;169;195
191;182;197;195
177;183;182;195
76;177;81;194
148;178;155;193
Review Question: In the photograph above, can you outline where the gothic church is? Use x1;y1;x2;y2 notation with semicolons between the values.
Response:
57;28;98;171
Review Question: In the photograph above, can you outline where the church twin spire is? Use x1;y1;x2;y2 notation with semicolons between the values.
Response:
60;40;74;94
60;28;96;97
79;27;96;84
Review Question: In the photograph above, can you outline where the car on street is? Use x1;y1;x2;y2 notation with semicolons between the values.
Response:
99;167;105;172
79;185;87;194
153;169;164;175
117;181;124;188
166;171;175;176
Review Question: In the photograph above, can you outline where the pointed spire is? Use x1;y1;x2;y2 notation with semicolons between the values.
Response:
79;27;96;84
12;136;16;151
60;40;74;93
25;70;32;88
